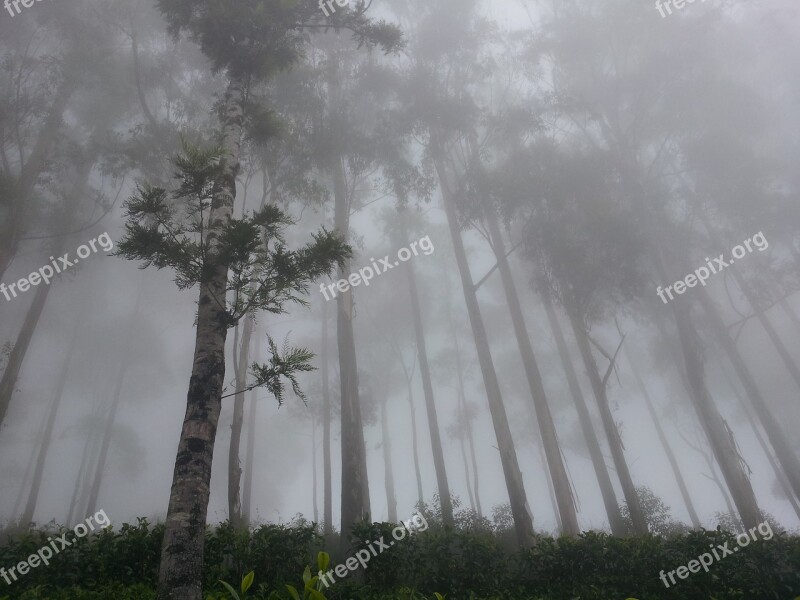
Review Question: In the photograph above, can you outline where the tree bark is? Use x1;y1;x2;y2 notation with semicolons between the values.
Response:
156;75;244;600
432;141;534;546
625;348;701;528
540;287;626;535
563;292;647;535
405;368;425;507
228;316;254;528
320;302;333;535
403;248;453;526
694;284;800;505
333;154;370;533
486;213;579;535
380;395;398;522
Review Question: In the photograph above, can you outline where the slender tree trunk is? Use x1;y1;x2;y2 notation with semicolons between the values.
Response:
241;326;261;526
625;348;701;528
0;79;76;281
457;419;476;513
538;436;562;533
486;213;579;535
405;374;425;506
564;293;647;535
432;141;534;546
665;282;762;530
540;288;626;535
780;298;800;336
333;154;370;532
86;289;143;516
719;364;800;522
380;396;398;522
403;247;453;526
321;303;333;535
157;75;244;600
694;284;800;504
452;328;482;517
312;410;319;523
20;314;83;525
67;422;102;524
228;316;254;528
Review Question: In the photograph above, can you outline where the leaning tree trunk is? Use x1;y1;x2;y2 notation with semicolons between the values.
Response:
228;316;254;528
20;312;83;525
432;139;534;546
694;283;800;504
320;302;333;535
333;153;370;533
487;213;579;535
625;348;701;528
664;277;763;530
156;75;244;600
563;293;648;535
403;243;453;526
540;287;626;535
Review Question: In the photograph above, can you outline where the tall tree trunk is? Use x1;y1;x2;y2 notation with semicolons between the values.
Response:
719;363;800;522
20;313;83;525
452;327;482;517
457;416;476;513
320;303;333;535
85;289;143;516
779;298;800;336
380;396;398;522
486;213;579;535
405;370;425;506
538;436;563;533
241;326;260;527
625;348;701;528
563;293;647;535
67;421;102;524
0;79;76;281
228;316;254;528
694;284;800;505
333;154;370;532
432;141;534;546
540;288;626;535
0;157;92;428
664;280;763;530
157;75;244;600
312;410;319;524
403;246;453;526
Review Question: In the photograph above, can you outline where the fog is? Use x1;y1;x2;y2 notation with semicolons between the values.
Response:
1;0;800;589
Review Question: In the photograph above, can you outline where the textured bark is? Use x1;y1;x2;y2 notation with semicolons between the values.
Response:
487;213;579;535
333;155;370;532
380;396;398;522
156;75;244;600
320;303;333;535
228;316;254;528
694;284;800;505
540;288;626;535
403;252;453;525
241;329;260;526
564;294;647;535
20;316;81;525
433;142;534;546
667;290;762;530
625;348;701;528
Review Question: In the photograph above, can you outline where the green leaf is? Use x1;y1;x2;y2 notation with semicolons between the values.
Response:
241;571;255;595
317;551;330;574
302;565;312;585
219;579;241;600
285;584;301;600
308;589;327;600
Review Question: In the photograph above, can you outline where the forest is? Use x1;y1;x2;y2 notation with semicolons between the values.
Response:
1;0;800;598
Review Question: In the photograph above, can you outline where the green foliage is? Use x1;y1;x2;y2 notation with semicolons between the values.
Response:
620;486;689;537
2;520;799;599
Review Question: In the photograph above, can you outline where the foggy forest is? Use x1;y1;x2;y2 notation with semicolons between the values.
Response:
1;0;799;598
